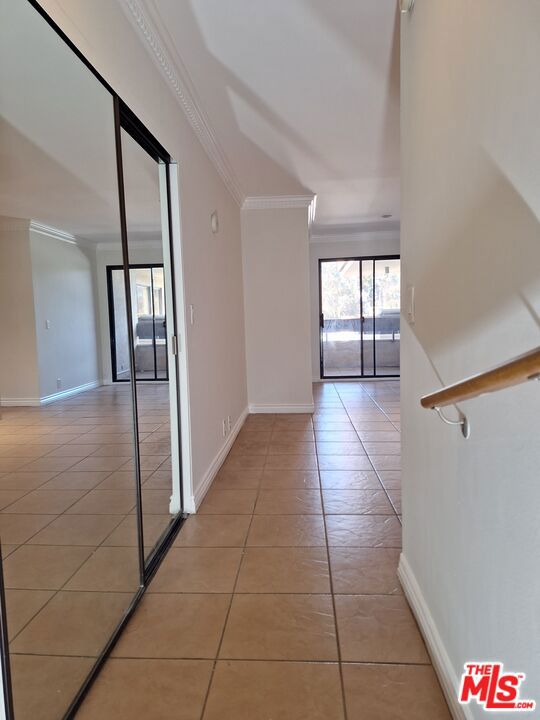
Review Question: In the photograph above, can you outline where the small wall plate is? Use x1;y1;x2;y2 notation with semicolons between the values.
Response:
211;211;219;234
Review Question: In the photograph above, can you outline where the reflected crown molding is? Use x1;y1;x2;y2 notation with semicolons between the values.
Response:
120;0;244;206
243;195;316;211
30;221;77;245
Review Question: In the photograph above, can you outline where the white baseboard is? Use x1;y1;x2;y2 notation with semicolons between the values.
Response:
39;381;102;405
314;377;398;384
248;403;314;414
398;554;471;720
0;397;40;407
188;407;249;512
1;380;101;407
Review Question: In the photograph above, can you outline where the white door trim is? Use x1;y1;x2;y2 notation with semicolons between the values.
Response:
161;162;193;515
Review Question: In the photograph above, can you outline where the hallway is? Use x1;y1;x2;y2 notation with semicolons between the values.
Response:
76;381;451;719
1;1;538;715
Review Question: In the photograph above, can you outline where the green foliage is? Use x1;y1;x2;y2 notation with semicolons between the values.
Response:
322;262;400;319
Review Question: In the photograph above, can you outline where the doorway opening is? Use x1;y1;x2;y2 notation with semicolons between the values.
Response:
319;256;400;379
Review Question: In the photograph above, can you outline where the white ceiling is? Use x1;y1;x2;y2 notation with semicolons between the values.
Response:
0;0;162;244
137;0;400;228
0;116;162;244
1;0;399;239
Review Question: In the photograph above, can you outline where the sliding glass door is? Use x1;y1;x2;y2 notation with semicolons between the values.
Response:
320;260;362;376
373;257;400;375
319;256;400;378
108;265;168;382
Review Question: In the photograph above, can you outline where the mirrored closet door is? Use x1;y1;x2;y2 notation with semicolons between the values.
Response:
0;1;184;718
117;123;183;568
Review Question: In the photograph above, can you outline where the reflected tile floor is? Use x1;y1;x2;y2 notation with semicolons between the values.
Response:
77;380;451;720
0;383;174;720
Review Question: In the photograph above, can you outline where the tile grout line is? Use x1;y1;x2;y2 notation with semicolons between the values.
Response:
9;650;432;667
6;451;140;644
2;401;172;541
0;411;137;515
7;541;106;647
332;383;437;681
313;388;349;720
2;396;172;647
8;499;134;645
0;445;106;511
1;458;128;583
333;384;400;523
355;388;402;521
197;413;271;720
5;385;410;716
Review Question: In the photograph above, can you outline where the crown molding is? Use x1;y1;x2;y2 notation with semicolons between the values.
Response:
307;195;317;227
243;195;315;211
120;0;244;206
30;221;77;245
310;219;401;239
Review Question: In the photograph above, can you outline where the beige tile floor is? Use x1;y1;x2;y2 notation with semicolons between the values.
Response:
0;383;174;720
75;380;451;720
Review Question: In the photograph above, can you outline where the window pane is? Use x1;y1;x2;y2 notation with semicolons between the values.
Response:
374;259;400;375
321;260;361;377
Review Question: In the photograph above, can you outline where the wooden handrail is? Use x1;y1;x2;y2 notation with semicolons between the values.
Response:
421;346;540;409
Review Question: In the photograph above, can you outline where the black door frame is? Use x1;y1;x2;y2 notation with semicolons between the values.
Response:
114;99;185;591
107;263;169;383
319;255;401;380
0;3;187;719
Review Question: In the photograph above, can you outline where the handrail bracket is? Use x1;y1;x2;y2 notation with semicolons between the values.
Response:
433;407;470;439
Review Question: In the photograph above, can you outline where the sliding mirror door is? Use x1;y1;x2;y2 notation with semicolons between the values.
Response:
118;128;182;565
0;2;142;718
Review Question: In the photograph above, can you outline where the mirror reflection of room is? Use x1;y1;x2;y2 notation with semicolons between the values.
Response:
118;126;179;557
0;2;180;718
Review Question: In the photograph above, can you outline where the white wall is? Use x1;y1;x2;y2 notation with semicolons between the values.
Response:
309;231;400;379
30;231;101;399
0;222;101;404
401;1;540;714
242;206;313;411
0;217;40;403
38;0;248;502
